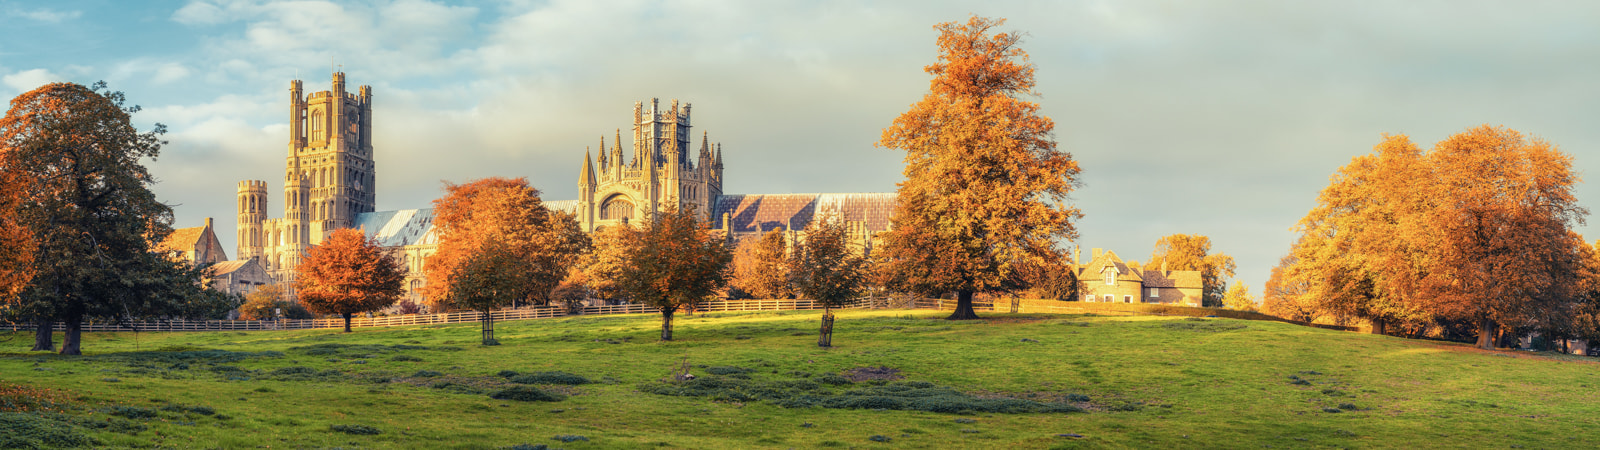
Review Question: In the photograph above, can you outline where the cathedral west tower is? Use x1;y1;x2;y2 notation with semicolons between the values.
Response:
236;72;375;294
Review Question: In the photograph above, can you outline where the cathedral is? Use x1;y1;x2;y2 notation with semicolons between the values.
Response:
237;73;894;302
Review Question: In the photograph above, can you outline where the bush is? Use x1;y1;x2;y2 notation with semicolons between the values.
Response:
412;370;444;378
509;371;591;385
331;424;382;435
0;412;98;448
497;370;520;378
106;406;159;419
490;387;566;402
390;355;423;362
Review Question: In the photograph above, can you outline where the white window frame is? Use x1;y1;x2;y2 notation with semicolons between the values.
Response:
1124;295;1132;303
1104;271;1116;285
1150;287;1159;298
1103;295;1113;302
1084;295;1093;302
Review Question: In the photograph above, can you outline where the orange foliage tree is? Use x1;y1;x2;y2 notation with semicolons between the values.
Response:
730;229;791;299
616;206;732;341
579;225;638;302
1418;126;1586;349
1147;234;1237;307
876;16;1082;320
422;177;589;314
1261;249;1320;324
1285;127;1588;348
295;228;406;332
788;218;867;347
1;82;224;355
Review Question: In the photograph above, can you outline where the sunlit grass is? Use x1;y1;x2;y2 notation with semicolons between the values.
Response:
2;309;1596;448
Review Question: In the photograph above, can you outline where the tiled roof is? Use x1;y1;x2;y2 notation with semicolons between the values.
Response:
156;226;207;253
206;259;252;277
353;209;437;247
711;193;897;232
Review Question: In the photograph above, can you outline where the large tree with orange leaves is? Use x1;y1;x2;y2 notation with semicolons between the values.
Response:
1285;127;1588;348
422;177;589;318
295;228;406;332
2;82;224;355
877;16;1082;320
1417;126;1586;349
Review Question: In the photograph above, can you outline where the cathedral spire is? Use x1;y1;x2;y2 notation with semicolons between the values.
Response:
597;136;608;169
580;149;596;188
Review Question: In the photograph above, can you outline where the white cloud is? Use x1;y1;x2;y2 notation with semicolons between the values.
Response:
2;68;64;93
153;63;192;84
11;8;81;23
172;1;229;25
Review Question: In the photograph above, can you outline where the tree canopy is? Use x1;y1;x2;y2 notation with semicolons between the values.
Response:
1147;234;1236;307
616;206;732;341
876;16;1082;320
423;177;589;313
295;228;406;332
0;82;218;354
731;229;792;300
1282;127;1588;348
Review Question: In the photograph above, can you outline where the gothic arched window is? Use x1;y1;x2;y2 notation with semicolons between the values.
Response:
310;110;324;141
601;195;635;221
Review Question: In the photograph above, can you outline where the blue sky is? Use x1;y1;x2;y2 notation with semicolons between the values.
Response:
4;0;1600;295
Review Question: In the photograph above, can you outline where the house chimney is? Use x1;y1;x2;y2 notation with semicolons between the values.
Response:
1161;260;1167;273
1073;247;1081;265
1092;248;1102;260
205;217;213;229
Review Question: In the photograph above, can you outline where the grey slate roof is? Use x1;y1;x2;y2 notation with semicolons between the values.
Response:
353;209;437;247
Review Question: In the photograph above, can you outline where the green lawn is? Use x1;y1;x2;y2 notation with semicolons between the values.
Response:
2;309;1597;449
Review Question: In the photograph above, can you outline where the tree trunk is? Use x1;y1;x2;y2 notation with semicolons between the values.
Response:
660;310;675;341
481;311;497;345
31;318;54;352
59;318;82;356
945;290;981;320
342;313;353;333
1475;318;1497;350
818;308;835;348
1370;318;1386;336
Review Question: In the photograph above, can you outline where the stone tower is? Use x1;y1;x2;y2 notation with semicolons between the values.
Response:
577;98;723;232
235;180;268;262
235;72;375;295
288;72;376;245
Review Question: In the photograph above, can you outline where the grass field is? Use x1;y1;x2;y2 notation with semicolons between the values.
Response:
2;308;1597;449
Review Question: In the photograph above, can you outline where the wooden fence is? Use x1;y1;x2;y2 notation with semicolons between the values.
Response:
0;297;887;333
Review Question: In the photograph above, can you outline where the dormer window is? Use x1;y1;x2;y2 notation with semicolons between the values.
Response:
1104;271;1115;286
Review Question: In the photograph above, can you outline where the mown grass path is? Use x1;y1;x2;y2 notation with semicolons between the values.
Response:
2;309;1597;448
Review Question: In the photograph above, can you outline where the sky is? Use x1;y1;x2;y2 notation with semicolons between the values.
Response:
4;0;1599;295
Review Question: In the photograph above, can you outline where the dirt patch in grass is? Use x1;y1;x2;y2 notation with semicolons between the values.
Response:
842;366;904;382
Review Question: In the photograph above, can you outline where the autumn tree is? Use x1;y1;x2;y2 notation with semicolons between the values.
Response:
579;225;638;302
1261;251;1320;323
616;206;732;341
1287;135;1431;335
1222;281;1256;311
237;284;312;320
1;82;217;354
442;240;522;345
789;218;868;347
295;228;406;332
423;177;589;316
731;229;792;299
876;16;1082;320
1417;126;1586;350
1147;234;1236;307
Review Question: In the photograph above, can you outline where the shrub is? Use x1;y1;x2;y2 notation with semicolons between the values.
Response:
106;406;159;419
497;370;521;378
331;424;382;435
490;387;566;402
390;355;423;362
412;370;444;378
0;412;98;448
509;371;591;385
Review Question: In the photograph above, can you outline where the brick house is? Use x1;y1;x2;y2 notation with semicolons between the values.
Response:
1072;248;1204;306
